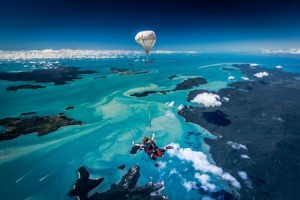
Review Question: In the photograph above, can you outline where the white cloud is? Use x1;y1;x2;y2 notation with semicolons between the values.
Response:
250;63;258;67
166;101;175;108
168;143;223;175
154;50;198;54
275;65;283;69
238;171;248;180
240;154;250;159
254;71;269;78
228;76;235;81
238;171;253;189
191;93;222;107
157;161;167;169
0;49;134;60
241;76;249;81
262;48;300;55
261;49;272;54
183;180;195;191
223;97;230;102
195;173;210;183
0;49;198;60
195;173;216;191
169;168;178;176
222;173;241;189
227;141;247;150
177;104;184;111
167;143;241;189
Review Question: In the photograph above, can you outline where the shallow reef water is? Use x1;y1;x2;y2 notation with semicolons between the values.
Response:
0;53;299;200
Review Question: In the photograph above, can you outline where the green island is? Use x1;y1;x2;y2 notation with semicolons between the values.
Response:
0;113;82;141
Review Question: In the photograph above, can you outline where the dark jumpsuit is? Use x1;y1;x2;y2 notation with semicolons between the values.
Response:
143;140;164;156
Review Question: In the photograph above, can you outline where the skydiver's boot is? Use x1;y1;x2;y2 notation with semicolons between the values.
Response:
150;153;156;160
162;146;173;151
166;146;174;150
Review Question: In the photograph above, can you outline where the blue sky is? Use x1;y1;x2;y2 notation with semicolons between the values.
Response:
0;0;299;52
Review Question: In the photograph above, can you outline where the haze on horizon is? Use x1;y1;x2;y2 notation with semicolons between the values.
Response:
0;0;299;52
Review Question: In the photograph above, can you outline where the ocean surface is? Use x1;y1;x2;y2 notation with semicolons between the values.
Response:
0;52;299;200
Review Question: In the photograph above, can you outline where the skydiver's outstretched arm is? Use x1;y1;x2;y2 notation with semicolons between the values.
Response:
151;133;155;141
132;141;145;149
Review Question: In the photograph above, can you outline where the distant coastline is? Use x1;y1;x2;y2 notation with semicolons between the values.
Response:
0;49;198;60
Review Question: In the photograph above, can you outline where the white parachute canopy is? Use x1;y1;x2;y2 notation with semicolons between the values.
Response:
135;30;157;55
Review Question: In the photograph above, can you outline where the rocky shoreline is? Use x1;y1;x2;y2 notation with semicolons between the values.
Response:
68;166;167;200
0;66;97;86
110;67;148;76
130;77;207;97
178;64;300;199
6;84;46;91
0;113;82;141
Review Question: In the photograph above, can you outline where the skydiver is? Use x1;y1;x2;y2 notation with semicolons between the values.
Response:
133;134;173;160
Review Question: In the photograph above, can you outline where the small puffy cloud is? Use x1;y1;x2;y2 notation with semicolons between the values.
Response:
195;173;210;183
183;180;195;191
222;173;241;189
223;97;229;102
227;141;247;150
195;173;216;191
238;171;253;189
241;76;249;81
240;154;250;159
275;65;283;69
228;76;235;81
157;161;167;169
191;93;222;108
166;101;175;108
238;171;248;180
177;104;184;111
250;63;258;67
169;168;178;175
254;71;269;78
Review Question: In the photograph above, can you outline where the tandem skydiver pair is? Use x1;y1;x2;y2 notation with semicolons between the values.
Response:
132;134;173;160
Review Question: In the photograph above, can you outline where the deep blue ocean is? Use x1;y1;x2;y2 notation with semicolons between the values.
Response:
0;53;299;200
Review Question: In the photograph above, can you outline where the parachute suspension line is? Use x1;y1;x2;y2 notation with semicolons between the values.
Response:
146;53;152;132
135;30;156;133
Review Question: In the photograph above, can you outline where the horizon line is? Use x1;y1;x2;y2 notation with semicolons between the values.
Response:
0;48;299;60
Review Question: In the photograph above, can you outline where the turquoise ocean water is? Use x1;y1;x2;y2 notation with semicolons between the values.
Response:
0;53;299;199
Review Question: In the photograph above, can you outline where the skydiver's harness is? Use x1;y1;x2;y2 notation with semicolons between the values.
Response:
142;140;163;158
133;134;166;159
144;140;156;150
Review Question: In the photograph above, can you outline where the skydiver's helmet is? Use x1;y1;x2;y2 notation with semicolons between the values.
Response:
143;136;149;142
